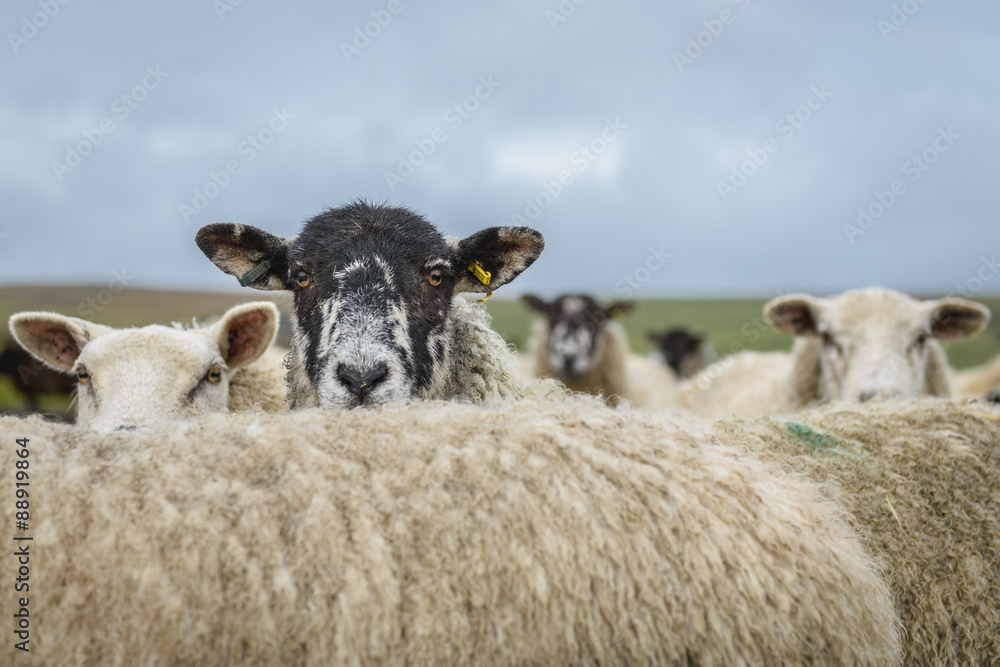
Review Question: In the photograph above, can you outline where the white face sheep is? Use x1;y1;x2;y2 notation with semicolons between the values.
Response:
767;287;989;403
195;200;544;409
9;302;280;433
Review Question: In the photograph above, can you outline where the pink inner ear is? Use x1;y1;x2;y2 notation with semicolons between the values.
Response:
23;323;81;367
226;311;267;364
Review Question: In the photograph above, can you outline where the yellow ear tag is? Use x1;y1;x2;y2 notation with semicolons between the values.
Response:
468;260;491;286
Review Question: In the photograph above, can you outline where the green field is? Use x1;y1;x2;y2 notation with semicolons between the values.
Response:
2;286;998;417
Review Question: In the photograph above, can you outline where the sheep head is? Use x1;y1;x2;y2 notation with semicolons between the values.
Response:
9;302;278;433
196;200;544;409
766;288;989;403
523;294;633;380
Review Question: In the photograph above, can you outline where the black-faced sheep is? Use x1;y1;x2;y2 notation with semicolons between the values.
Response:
0;399;901;665
680;287;989;416
697;397;1000;665
9;302;284;432
647;326;715;378
195;200;543;409
521;294;677;407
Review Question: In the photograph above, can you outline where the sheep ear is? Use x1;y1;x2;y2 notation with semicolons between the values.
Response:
522;294;554;315
766;294;821;336
927;298;990;340
209;302;280;369
195;223;292;291
8;313;112;372
606;301;635;319
453;227;545;293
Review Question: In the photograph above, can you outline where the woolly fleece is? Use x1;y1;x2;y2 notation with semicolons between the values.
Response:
701;397;1000;665
0;400;899;665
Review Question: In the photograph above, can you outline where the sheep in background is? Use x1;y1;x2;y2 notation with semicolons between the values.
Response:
647;326;715;378
195;200;543;409
521;294;678;407
695;397;1000;665
0;341;75;411
953;352;1000;402
680;287;989;416
9;301;284;432
0;399;901;665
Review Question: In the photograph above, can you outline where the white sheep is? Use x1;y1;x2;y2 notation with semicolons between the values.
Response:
0;399;900;665
696;397;1000;664
952;352;1000;401
521;294;678;408
679;287;989;416
9;301;285;432
195;200;543;409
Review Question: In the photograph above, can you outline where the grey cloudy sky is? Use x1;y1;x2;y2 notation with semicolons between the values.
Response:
1;0;997;298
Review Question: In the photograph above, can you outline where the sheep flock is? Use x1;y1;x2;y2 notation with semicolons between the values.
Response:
2;200;998;666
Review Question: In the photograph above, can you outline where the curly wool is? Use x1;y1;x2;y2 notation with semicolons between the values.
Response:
0;401;899;666
227;345;288;412
422;297;526;404
701;397;1000;666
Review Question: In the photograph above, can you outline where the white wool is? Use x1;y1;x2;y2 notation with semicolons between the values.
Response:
0;401;900;665
953;352;1000;399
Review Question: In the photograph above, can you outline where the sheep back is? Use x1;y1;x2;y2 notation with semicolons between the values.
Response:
0;402;899;665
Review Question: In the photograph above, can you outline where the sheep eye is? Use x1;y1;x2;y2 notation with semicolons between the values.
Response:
295;270;310;288
427;269;444;287
207;369;222;383
914;332;929;347
77;370;90;383
820;332;836;347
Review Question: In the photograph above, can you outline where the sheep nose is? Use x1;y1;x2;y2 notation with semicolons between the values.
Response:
857;391;875;403
337;363;388;397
